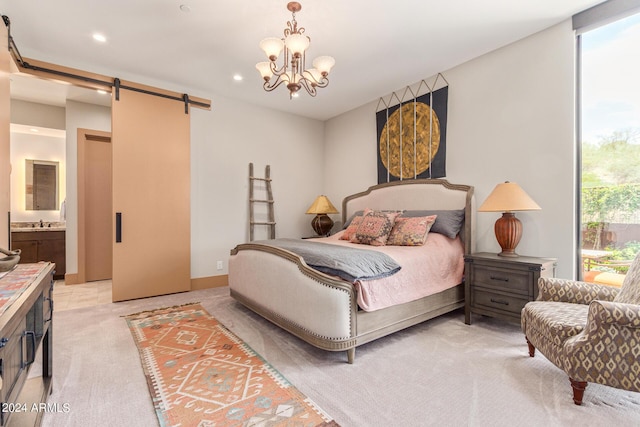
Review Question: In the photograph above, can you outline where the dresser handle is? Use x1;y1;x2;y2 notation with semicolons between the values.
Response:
45;296;54;322
22;331;36;368
489;275;509;282
490;298;509;306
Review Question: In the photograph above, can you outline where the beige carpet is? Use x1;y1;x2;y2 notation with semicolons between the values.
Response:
42;287;640;427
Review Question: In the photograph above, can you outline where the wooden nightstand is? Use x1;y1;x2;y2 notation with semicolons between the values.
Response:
464;252;557;325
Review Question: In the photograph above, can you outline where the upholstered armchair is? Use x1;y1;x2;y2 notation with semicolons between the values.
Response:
521;252;640;405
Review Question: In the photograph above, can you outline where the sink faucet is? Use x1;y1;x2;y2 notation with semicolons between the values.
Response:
39;219;44;228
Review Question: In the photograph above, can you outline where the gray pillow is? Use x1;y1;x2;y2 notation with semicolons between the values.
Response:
400;209;465;239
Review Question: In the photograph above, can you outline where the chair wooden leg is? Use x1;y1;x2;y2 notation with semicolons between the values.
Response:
525;337;535;357
570;378;588;405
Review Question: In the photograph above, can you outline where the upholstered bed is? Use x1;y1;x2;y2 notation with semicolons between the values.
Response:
229;179;475;363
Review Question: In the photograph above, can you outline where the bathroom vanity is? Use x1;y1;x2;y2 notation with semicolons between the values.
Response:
11;224;65;280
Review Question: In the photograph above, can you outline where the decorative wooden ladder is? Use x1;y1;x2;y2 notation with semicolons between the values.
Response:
249;163;276;241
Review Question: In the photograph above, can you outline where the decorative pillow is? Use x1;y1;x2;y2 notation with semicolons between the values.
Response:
343;211;364;229
614;251;640;305
353;211;400;246
387;215;437;246
340;208;371;241
400;209;465;239
343;209;402;229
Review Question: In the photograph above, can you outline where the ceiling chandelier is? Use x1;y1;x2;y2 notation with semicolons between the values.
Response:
256;2;335;99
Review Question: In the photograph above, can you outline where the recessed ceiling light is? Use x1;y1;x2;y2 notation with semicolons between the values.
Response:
233;74;243;81
93;33;107;43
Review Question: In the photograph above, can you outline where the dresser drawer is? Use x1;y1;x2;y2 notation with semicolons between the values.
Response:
0;317;27;404
473;265;530;295
472;289;529;316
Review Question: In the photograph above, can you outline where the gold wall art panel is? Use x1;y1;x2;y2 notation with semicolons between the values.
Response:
376;82;448;184
379;102;440;179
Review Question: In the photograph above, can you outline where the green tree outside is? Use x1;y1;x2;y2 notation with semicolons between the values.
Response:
582;128;640;268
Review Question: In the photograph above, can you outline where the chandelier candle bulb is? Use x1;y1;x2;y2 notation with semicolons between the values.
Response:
256;2;335;98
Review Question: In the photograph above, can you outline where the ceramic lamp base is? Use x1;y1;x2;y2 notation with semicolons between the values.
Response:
495;212;522;257
311;214;334;237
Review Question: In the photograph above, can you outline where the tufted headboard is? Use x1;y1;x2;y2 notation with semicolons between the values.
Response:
341;179;475;254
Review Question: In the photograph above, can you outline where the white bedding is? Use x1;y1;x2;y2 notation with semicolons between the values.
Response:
312;230;465;312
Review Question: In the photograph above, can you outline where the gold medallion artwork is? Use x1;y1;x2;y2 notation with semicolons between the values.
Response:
379;102;440;178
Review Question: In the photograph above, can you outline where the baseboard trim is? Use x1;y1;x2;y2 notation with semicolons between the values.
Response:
63;273;227;289
191;275;228;290
64;273;80;285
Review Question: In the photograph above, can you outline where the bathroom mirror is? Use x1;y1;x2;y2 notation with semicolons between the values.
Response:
25;159;59;211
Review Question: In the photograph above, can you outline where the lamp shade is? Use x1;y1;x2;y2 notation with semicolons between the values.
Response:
305;195;338;215
312;56;335;75
303;68;322;84
260;37;284;60
256;62;273;80
478;182;541;212
284;33;310;56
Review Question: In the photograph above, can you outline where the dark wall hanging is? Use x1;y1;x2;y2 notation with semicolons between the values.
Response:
376;74;449;184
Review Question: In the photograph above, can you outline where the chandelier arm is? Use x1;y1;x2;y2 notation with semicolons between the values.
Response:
269;60;288;77
263;75;288;92
299;78;317;97
312;77;329;88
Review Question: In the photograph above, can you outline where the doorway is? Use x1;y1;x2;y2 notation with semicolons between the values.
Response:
77;128;112;283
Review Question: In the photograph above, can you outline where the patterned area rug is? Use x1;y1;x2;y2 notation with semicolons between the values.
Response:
125;303;339;427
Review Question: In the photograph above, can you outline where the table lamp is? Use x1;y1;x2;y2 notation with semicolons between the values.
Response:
478;181;541;257
306;195;339;236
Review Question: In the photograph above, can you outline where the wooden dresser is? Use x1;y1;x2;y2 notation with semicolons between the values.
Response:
0;263;54;426
464;253;556;324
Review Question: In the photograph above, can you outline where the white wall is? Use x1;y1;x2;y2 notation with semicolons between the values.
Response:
11;99;65;129
10;19;578;281
325;20;577;278
13;94;324;280
64;101;111;274
190;95;325;278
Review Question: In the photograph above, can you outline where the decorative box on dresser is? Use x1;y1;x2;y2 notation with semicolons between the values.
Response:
464;252;557;324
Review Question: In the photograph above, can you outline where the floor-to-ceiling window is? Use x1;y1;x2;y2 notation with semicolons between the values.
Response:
577;5;640;284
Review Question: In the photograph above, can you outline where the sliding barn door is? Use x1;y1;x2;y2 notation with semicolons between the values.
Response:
111;89;190;301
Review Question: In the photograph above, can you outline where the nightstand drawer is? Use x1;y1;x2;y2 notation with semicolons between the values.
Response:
473;266;529;294
473;289;529;316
